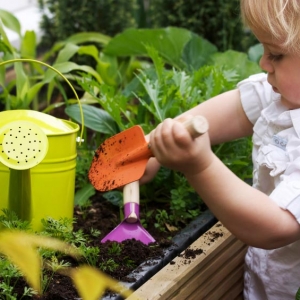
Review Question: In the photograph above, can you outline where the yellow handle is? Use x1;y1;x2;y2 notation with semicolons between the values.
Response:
0;58;84;145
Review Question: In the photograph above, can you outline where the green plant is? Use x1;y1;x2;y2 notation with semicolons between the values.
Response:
123;257;136;268
0;257;38;300
90;228;101;238
148;0;257;52
107;242;122;256
42;257;71;293
38;0;140;49
0;209;31;231
154;209;169;232
75;149;95;189
40;217;87;247
0;9;111;115
79;246;100;267
0;230;133;299
99;258;119;273
0;210;134;299
170;175;202;225
65;37;260;228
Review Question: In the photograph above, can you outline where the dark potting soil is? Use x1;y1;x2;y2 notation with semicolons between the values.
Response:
9;192;216;299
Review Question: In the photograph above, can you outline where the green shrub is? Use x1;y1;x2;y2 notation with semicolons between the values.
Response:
148;0;257;52
38;0;140;48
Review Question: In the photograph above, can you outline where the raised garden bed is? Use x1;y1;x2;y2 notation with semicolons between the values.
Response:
129;222;247;300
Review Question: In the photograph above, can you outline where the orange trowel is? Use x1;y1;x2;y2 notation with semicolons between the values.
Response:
89;116;209;192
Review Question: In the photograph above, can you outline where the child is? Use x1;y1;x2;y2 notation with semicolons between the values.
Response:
141;1;300;299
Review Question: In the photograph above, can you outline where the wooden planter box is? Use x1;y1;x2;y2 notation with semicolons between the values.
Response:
128;222;247;300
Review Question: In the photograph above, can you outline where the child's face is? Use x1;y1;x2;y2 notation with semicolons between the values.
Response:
253;29;300;109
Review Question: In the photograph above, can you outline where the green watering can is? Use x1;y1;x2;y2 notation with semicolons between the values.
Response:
0;59;84;231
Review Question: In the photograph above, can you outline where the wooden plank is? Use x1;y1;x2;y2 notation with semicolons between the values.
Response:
192;244;246;298
204;264;245;300
128;223;247;300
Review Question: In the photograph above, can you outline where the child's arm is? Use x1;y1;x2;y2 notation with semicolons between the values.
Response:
149;112;300;250
140;89;253;184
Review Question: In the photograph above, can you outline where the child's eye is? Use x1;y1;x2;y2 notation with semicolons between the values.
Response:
267;53;283;62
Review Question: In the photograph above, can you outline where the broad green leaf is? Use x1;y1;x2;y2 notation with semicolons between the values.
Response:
75;184;96;206
43;61;103;84
44;32;111;60
77;45;100;63
20;30;36;58
96;53;119;86
14;62;29;101
211;50;262;80
65;104;118;135
0;19;15;54
104;27;194;69
25;81;46;107
71;265;134;300
0;61;5;84
65;32;111;46
55;43;79;64
102;190;122;207
182;33;217;71
248;43;263;63
0;9;21;36
42;101;66;114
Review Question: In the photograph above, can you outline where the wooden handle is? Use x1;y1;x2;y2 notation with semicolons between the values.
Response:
123;181;139;223
182;116;209;139
123;181;140;204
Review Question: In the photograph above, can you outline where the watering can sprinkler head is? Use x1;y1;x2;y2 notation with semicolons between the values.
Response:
0;120;49;170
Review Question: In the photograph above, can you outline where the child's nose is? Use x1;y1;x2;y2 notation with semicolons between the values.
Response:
259;55;274;73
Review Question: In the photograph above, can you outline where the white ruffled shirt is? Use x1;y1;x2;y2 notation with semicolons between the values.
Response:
238;73;300;300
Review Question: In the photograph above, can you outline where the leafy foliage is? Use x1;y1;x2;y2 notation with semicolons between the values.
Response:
68;44;259;227
38;0;140;48
0;213;134;299
148;0;257;52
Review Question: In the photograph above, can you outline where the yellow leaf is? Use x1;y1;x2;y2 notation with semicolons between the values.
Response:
165;222;178;232
71;265;135;300
0;230;41;293
0;230;80;294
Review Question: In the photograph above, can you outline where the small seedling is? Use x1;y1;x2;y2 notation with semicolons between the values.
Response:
79;246;100;267
107;242;122;256
99;258;119;273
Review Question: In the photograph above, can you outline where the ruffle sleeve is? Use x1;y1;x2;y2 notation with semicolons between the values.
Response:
237;73;280;124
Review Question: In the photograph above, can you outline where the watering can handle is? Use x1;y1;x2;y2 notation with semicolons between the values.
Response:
0;58;85;145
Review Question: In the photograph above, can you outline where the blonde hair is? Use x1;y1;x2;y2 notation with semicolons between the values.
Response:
240;0;300;53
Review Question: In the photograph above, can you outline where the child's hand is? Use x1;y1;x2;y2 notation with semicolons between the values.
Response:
149;118;214;176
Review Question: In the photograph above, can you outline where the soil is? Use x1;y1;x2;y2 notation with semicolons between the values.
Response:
9;191;209;300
